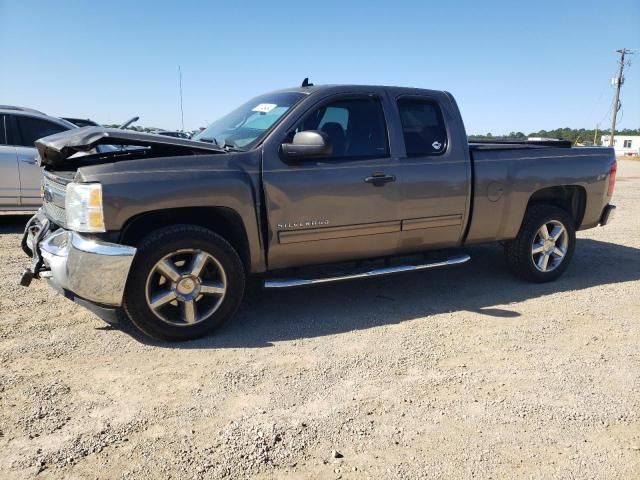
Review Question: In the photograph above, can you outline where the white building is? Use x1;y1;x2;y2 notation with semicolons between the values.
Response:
527;137;561;142
601;135;640;156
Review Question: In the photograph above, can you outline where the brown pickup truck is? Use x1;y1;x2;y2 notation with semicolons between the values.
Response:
20;83;617;341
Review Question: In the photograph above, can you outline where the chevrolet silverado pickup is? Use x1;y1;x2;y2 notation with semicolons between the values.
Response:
20;83;617;341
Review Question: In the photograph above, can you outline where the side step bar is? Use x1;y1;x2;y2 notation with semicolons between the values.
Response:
264;254;470;289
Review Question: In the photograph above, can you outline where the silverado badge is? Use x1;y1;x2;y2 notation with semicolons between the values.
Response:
277;220;329;229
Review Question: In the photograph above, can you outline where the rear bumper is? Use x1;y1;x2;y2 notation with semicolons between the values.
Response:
22;212;136;306
599;204;616;226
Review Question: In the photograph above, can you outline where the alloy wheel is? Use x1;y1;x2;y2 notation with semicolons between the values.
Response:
531;220;568;273
144;249;227;326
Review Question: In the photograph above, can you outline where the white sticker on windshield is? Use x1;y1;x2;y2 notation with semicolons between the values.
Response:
252;103;277;113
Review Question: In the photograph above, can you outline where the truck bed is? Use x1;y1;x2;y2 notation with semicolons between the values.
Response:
465;144;614;244
469;140;573;150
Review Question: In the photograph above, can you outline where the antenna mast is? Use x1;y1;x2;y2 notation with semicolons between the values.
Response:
178;65;185;132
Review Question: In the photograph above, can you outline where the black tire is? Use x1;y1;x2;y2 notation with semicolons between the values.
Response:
123;224;245;341
504;204;576;283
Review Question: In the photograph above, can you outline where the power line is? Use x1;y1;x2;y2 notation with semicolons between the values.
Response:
584;59;620;129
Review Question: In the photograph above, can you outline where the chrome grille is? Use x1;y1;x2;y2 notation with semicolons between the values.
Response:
42;174;68;228
44;201;66;226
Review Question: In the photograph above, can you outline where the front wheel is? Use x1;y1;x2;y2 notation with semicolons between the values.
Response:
123;225;245;341
504;204;576;283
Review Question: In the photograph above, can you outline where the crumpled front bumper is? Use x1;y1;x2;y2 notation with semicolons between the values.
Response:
22;213;136;307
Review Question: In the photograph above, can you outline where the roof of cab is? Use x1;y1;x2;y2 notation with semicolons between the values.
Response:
269;84;446;97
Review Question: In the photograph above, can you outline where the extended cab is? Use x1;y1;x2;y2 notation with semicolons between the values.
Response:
20;84;617;340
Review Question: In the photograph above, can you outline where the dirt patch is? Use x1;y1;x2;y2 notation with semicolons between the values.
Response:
1;161;639;479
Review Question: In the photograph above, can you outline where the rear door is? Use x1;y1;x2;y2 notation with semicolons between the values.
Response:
12;114;70;206
391;95;471;251
262;93;403;269
0;114;21;207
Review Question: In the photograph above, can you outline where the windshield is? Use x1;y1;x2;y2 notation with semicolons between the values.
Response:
192;92;305;150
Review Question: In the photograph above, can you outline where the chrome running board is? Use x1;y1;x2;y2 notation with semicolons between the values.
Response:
264;254;470;289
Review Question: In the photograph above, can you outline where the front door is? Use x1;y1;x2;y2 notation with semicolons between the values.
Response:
10;114;69;207
0;114;21;207
0;146;20;207
15;146;42;207
263;94;402;270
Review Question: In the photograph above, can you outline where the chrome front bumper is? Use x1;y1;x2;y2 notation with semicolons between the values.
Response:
32;228;136;306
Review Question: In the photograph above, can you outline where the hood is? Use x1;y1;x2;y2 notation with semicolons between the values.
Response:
35;126;225;166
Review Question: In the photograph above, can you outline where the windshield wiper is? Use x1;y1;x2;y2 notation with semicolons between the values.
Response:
197;137;244;152
119;116;140;129
222;143;245;152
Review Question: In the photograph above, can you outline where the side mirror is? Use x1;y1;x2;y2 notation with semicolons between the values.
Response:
281;130;332;159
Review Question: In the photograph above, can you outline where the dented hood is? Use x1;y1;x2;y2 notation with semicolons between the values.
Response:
35;126;225;166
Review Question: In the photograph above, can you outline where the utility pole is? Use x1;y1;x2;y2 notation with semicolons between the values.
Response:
609;48;633;147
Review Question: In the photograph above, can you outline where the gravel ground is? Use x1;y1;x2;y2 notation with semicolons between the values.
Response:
1;160;639;480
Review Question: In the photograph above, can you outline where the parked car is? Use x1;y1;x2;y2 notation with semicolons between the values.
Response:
0;106;76;211
20;84;617;341
62;117;100;128
155;130;191;139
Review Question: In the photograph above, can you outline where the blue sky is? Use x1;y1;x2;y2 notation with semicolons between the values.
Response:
1;0;638;134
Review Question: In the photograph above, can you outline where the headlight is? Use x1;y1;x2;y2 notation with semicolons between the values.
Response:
65;183;105;232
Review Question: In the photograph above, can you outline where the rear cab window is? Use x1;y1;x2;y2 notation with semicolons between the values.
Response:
397;98;448;156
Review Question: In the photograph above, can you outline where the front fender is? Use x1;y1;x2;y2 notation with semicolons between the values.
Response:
77;153;265;272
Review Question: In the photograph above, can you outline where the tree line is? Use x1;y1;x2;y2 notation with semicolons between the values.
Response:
469;128;640;144
102;123;640;145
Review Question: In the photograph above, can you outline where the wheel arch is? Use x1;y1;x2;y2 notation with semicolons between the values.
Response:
503;202;576;283
119;207;251;272
526;185;587;228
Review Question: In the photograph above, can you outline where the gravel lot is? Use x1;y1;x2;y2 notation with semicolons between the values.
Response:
1;160;639;479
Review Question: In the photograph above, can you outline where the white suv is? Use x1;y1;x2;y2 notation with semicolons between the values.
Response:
0;106;76;211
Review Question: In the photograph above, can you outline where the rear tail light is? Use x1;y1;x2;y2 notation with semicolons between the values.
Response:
607;160;617;196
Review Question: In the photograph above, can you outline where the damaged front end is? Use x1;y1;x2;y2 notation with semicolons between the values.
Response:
20;210;136;307
35;126;226;167
19;211;51;286
19;127;230;318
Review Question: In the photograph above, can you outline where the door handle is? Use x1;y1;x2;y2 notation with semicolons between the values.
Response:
364;173;396;187
20;158;38;165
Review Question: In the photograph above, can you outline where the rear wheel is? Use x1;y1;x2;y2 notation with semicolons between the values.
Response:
504;204;576;283
123;225;245;341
